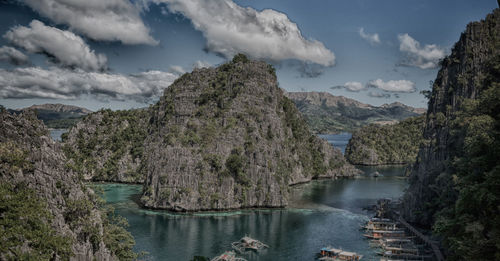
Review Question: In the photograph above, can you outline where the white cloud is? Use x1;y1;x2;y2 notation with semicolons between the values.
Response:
367;79;416;93
0;46;29;65
193;60;211;69
4;20;107;71
157;0;335;66
359;28;380;45
331;81;364;92
19;0;157;45
0;66;178;101
168;65;185;75
398;33;445;69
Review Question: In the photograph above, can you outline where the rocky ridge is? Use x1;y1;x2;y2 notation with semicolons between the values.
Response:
286;91;425;133
0;108;135;260
140;56;359;211
401;9;500;260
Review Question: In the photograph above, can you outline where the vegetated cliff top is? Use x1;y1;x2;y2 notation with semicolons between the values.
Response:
140;54;360;211
345;115;425;166
402;8;500;260
286;91;425;134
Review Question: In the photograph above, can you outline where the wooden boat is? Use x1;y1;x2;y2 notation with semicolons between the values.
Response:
318;246;363;261
363;230;407;239
211;251;247;261
231;236;268;253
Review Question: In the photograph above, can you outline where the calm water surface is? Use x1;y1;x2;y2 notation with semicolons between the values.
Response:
97;134;408;261
49;129;68;141
318;133;352;154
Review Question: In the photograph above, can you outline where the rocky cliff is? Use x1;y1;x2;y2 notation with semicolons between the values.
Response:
140;55;359;211
63;108;148;183
401;9;499;260
345;115;425;165
0;108;136;260
286;91;425;134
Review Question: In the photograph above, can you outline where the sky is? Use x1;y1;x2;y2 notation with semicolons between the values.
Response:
0;0;497;111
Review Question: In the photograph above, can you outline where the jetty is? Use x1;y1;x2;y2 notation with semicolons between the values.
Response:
211;251;247;261
363;199;445;261
231;236;268;253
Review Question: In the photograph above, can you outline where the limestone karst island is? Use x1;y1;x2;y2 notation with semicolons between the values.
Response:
1;1;498;260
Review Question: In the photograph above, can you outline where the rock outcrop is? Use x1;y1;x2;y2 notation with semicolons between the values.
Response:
0;108;122;260
286;91;425;134
63;109;148;183
140;56;359;211
345;115;425;165
401;9;500;260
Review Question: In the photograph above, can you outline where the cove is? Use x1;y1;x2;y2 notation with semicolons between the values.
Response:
95;134;408;260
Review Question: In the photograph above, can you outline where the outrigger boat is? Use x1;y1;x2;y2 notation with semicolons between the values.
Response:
317;247;363;261
231;236;268;253
211;251;247;261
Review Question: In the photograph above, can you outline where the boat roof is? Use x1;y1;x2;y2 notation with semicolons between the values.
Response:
241;237;258;243
340;251;357;257
320;247;343;253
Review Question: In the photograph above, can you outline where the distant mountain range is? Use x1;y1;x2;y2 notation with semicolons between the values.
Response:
8;103;92;129
285;92;426;134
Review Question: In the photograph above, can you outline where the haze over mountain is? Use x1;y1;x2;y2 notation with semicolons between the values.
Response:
286;91;425;133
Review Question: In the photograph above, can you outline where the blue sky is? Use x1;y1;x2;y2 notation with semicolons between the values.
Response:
0;0;497;111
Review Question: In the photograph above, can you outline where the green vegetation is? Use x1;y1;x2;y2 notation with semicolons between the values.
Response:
63;108;147;182
289;93;423;134
0;183;73;260
429;54;500;261
345;116;425;165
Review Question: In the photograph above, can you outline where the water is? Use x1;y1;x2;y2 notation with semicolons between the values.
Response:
49;129;68;141
96;134;408;261
318;133;352;154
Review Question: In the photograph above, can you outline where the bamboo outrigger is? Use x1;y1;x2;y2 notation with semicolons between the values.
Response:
317;247;363;261
231;236;268;253
210;251;247;261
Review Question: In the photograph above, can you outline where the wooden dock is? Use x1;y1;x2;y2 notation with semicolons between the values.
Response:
397;217;444;261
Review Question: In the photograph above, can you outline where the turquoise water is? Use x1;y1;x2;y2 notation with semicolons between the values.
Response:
96;134;408;260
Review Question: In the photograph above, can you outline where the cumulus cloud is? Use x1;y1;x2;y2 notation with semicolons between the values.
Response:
193;60;211;69
359;28;380;45
157;0;335;66
398;33;445;69
0;66;178;101
19;0;157;45
331;81;364;92
0;46;29;65
368;91;390;98
367;79;416;93
4;20;107;71
168;65;185;75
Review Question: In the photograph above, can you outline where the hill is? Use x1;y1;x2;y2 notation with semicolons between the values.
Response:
63;55;360;211
345;115;425;165
0;107;136;260
402;9;500;260
286;91;425;134
8;103;92;129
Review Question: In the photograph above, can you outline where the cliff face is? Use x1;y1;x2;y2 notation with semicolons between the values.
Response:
63;109;148;183
140;56;359;211
401;9;500;259
0;109;115;260
286;91;425;134
345;116;425;165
